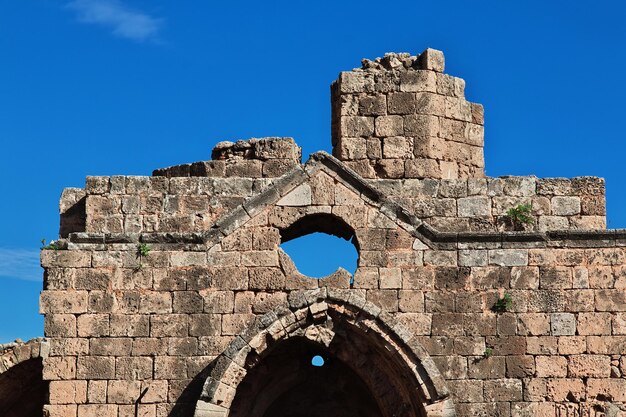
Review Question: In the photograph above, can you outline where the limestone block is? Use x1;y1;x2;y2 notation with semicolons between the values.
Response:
339;116;375;137
551;196;581;216
506;355;535;378
488;249;528;266
405;158;441;178
436;73;455;97
89;338;132;356
379;267;402;289
388;92;417;115
414;136;447;160
154;356;187;379
76;356;114;379
517;313;550;336
415;93;445;116
537;215;569;231
358;95;387;116
550;313;576;336
150;314;188;337
535;355;567;377
457;250;487;267
76;314;109;337
417;48;445;72
276;184;312;207
338;72;367;93
107;380;141;404
40;291;88;314
399;70;437;93
374;115;404;136
457;196;491;217
49;380;87;405
444;97;471;122
447;379;484;403
539;267;572;289
382;136;413;158
432;355;468;379
77;405;117;417
404;114;439;138
334;136;367;160
483;379;523;402
571;176;605;195
469;103;484;126
568;355;611;377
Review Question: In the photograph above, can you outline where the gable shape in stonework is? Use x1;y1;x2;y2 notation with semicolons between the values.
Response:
201;151;432;252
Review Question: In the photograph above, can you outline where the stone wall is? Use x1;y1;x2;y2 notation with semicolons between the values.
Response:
34;49;626;417
331;49;484;180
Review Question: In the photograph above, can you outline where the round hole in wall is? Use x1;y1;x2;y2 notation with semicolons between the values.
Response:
311;355;325;367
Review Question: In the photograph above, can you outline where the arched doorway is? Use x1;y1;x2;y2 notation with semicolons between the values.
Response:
194;289;454;417
230;337;383;417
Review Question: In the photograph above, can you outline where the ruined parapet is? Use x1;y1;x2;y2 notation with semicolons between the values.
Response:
153;137;301;178
370;175;607;232
331;48;484;179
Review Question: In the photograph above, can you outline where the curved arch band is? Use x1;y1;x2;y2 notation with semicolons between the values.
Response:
194;288;455;417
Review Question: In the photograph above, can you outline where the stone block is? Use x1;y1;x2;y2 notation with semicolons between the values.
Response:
340;116;375;137
405;158;441;178
417;48;445;72
551;196;581;216
358;95;386;116
488;249;528;266
382;136;413;158
77;404;117;417
568;355;610;377
374;115;404;136
45;314;77;337
388;92;417;115
484;379;522;401
457;196;491;217
550;313;576;336
40;291;88;314
535;355;567;377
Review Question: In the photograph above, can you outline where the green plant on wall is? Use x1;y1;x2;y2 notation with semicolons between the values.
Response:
40;238;59;251
505;203;534;231
483;347;494;358
135;243;151;271
492;293;513;313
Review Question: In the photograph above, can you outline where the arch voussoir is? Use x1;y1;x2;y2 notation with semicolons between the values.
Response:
195;288;455;417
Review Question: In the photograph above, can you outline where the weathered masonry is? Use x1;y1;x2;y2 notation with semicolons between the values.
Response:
30;48;626;417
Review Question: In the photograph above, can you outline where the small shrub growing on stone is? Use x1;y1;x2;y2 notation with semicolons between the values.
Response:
135;243;151;271
483;347;493;358
505;204;534;231
492;293;513;313
137;243;151;258
40;238;59;251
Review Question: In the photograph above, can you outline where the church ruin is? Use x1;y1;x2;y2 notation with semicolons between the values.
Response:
2;48;625;417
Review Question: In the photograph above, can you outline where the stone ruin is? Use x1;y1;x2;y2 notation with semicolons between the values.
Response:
2;48;626;417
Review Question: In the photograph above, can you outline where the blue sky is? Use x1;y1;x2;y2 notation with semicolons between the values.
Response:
1;0;625;343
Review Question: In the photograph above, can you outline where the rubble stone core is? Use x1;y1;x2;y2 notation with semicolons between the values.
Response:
16;48;626;417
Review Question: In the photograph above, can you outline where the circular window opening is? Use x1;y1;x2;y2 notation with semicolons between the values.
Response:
311;355;325;367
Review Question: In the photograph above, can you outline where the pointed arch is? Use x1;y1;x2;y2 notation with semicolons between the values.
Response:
194;289;455;417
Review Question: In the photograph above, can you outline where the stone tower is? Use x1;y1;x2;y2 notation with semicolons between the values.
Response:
331;49;484;180
0;48;619;417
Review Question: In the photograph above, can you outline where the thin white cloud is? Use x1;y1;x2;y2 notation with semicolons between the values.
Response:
0;248;42;282
66;0;163;42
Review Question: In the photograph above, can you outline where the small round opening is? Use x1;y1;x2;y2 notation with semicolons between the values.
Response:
311;355;325;367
